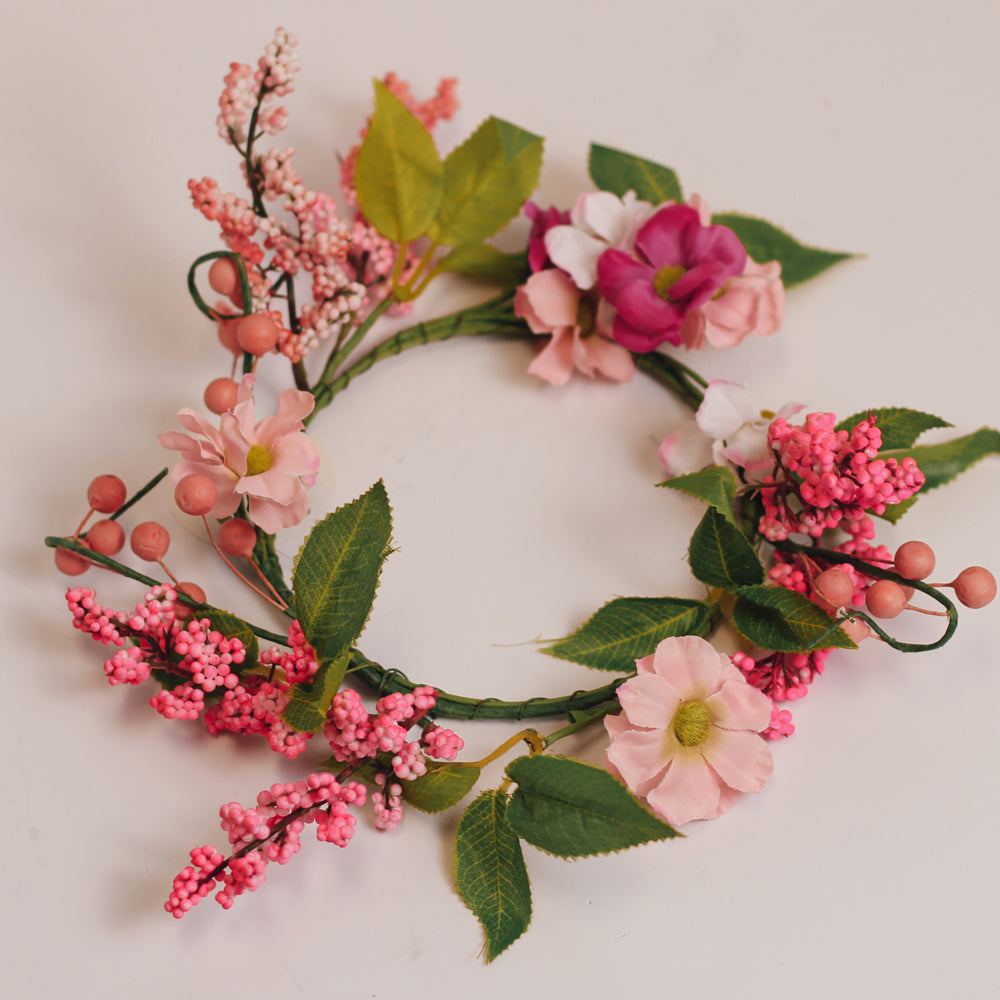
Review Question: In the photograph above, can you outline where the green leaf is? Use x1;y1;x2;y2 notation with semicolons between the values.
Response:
688;507;764;588
731;585;856;653
542;596;711;672
281;649;351;733
882;427;1000;493
402;760;481;813
454;790;532;962
427;117;543;246
878;495;919;525
711;212;854;287
292;480;392;663
200;606;259;670
355;80;443;243
660;466;739;525
435;244;529;285
588;143;682;203
505;755;679;857
835;407;951;450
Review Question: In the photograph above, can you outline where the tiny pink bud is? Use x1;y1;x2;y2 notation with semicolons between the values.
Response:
953;566;997;609
86;518;125;556
174;474;218;517
204;377;239;415
894;540;936;581
208;257;240;297
131;521;170;561
865;579;908;619
217;518;257;558
236;314;279;356
87;474;127;514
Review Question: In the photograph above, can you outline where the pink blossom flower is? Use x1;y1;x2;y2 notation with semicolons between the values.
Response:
605;635;773;826
523;201;570;272
597;204;747;351
544;190;656;290
159;375;319;533
514;268;635;385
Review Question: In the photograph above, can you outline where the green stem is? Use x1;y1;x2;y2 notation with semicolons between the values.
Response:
634;351;705;411
309;293;530;419
252;529;296;614
112;468;169;521
772;539;959;652
347;649;628;721
542;701;619;748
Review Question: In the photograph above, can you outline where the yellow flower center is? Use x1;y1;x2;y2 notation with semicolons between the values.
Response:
672;701;712;747
652;264;686;301
245;444;274;477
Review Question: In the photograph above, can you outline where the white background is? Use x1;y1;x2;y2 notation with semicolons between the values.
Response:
4;0;999;996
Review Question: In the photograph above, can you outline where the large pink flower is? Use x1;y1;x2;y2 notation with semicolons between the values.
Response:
605;635;773;826
514;268;635;385
597;204;747;352
159;375;319;533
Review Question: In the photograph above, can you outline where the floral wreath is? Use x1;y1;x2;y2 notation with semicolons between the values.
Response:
46;28;999;961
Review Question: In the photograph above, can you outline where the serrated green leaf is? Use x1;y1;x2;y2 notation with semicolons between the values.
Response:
835;407;951;450
878;495;919;524
292;480;392;663
200;606;258;670
427;117;543;246
588;143;682;203
543;596;710;672
435;244;528;285
660;466;739;525
731;585;856;653
402;760;481;813
355;80;443;243
711;212;854;287
882;427;1000;493
505;755;679;858
454;790;531;962
688;507;764;588
281;649;351;733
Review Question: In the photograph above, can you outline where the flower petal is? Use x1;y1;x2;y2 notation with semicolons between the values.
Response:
605;727;670;798
574;334;635;382
695;381;757;440
702;729;773;793
705;677;773;732
645;752;722;826
617;672;682;729
650;635;726;699
527;330;575;385
659;421;714;476
544;226;607;290
633;204;701;266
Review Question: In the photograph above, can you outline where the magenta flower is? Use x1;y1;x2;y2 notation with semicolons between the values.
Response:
523;200;570;273
597;204;747;352
159;375;319;533
605;635;773;826
514;268;635;385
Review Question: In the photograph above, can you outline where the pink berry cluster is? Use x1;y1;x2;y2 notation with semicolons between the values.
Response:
66;585;245;718
732;648;829;704
165;772;366;917
189;29;460;379
759;413;924;542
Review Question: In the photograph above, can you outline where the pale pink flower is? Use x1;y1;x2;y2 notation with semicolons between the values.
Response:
544;190;657;290
159;375;319;533
605;635;773;826
514;268;634;385
659;380;802;480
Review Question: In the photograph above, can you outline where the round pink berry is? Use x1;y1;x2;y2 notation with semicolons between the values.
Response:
218;518;257;558
814;568;854;609
236;314;279;356
55;543;90;576
204;377;240;415
131;521;171;561
865;579;908;619
175;582;207;619
86;518;125;556
953;566;997;609
217;318;242;355
894;540;936;581
208;257;240;297
87;474;127;514
175;474;218;517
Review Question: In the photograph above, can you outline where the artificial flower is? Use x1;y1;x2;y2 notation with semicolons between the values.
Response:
597;203;746;351
605;635;773;826
544;190;656;290
659;380;802;479
524;200;570;273
159;374;319;533
514;268;634;385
